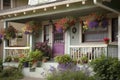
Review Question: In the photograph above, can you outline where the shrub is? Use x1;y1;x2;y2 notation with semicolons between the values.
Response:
0;58;3;72
54;55;72;64
29;50;43;61
91;56;120;80
0;67;23;80
47;70;95;80
34;40;51;59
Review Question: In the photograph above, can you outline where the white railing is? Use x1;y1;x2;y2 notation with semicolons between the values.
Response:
4;47;30;60
70;44;118;61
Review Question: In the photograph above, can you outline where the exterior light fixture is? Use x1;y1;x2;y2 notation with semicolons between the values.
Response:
53;6;56;9
66;4;69;7
33;10;36;13
82;1;85;4
23;12;26;15
14;14;17;16
8;15;11;17
44;8;47;11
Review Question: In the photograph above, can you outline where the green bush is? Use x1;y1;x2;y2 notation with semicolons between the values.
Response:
91;56;120;80
47;70;95;80
29;50;43;61
0;58;3;72
0;67;23;80
54;55;72;64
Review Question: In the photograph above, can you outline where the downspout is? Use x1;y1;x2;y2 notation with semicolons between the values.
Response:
93;0;120;15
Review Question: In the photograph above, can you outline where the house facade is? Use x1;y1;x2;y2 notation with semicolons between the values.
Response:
0;0;119;61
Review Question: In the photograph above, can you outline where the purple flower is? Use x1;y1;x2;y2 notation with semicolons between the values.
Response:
0;34;3;39
25;31;30;34
101;19;108;28
89;21;98;28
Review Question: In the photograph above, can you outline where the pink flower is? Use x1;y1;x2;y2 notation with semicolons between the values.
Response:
103;38;109;42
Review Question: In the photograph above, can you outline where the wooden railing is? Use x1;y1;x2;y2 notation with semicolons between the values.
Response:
4;47;30;61
70;44;118;61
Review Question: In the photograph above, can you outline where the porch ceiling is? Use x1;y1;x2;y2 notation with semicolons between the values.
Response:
10;6;110;23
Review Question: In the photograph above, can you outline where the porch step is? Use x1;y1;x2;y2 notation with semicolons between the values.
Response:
22;62;58;78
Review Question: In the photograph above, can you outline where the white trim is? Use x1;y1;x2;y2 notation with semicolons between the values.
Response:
3;21;7;62
4;5;97;21
0;0;85;16
4;47;30;49
29;35;33;51
118;15;120;60
93;0;120;15
1;0;3;10
70;44;107;48
11;0;14;8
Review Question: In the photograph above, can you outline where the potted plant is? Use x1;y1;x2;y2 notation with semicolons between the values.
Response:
13;56;19;62
4;26;17;40
35;40;51;60
54;55;72;64
5;56;12;62
55;17;76;32
42;56;49;62
19;56;30;67
22;21;40;36
29;50;43;67
103;37;109;44
81;56;88;64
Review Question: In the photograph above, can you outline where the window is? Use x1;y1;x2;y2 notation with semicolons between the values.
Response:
83;24;108;42
3;0;11;9
44;25;49;41
112;18;118;41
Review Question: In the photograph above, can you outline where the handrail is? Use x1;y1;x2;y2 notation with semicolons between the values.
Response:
4;47;30;49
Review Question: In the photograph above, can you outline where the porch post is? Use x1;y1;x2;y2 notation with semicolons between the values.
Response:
1;0;3;10
29;35;33;51
3;21;8;62
65;30;70;54
118;15;120;60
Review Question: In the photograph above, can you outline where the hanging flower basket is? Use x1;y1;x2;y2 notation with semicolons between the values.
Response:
22;21;39;36
82;13;109;32
55;17;76;32
4;26;17;40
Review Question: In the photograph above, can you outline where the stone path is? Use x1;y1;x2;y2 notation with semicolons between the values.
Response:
20;77;45;80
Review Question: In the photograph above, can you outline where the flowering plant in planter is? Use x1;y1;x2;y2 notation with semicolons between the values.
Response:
4;26;17;40
34;40;51;59
22;21;39;36
82;13;108;32
0;29;4;45
55;17;76;32
103;37;109;44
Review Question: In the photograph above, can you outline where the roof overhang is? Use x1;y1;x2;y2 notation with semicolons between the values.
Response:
93;0;120;15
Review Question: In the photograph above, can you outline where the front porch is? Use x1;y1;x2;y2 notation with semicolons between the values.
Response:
0;0;119;79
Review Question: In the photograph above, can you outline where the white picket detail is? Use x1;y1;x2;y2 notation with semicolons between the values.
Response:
70;45;118;61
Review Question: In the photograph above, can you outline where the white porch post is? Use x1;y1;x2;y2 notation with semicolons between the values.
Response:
65;31;70;54
118;15;120;60
1;0;3;10
29;35;33;51
3;21;8;62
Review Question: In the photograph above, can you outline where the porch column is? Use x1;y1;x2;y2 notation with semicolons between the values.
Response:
3;21;8;62
29;35;33;51
1;0;3;10
118;15;120;60
65;31;70;54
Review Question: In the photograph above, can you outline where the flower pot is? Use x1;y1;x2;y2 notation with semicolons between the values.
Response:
23;62;29;67
104;41;109;44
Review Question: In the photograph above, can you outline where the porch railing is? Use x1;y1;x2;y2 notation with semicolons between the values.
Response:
70;44;118;61
4;47;30;61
